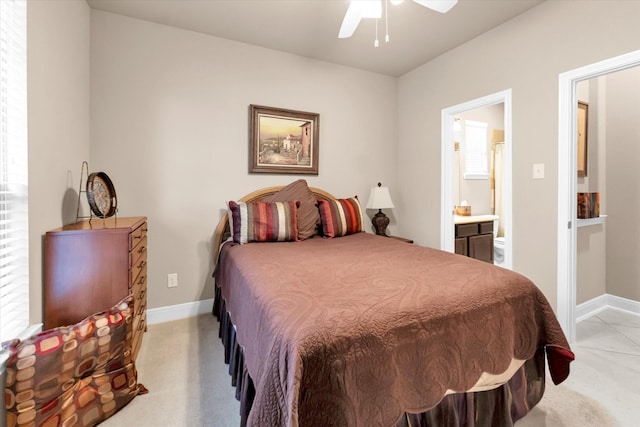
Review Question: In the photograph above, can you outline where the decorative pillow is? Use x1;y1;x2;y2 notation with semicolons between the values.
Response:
318;197;364;238
228;200;299;244
265;179;320;240
2;295;146;427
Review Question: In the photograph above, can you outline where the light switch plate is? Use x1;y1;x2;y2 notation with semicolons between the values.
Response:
167;273;178;288
533;163;545;179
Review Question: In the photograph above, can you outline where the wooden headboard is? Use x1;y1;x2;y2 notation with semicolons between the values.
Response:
212;185;336;265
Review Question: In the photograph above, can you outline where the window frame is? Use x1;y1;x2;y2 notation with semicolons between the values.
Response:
0;0;31;344
463;120;490;180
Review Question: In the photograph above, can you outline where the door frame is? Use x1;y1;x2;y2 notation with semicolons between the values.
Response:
441;89;513;270
557;49;640;343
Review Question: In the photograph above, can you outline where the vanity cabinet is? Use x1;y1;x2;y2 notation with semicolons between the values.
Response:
44;216;148;359
454;220;493;263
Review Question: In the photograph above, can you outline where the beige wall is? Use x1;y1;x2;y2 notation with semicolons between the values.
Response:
397;1;640;308
606;66;640;301
27;0;91;325
89;11;398;310
576;78;606;305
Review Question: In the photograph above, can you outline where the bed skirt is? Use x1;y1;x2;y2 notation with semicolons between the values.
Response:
213;286;546;427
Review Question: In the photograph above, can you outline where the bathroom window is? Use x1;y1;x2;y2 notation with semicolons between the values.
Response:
464;120;489;179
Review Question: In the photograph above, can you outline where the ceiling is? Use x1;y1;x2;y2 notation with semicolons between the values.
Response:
86;0;543;77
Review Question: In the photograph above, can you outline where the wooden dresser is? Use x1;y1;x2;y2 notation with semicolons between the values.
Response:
44;216;148;359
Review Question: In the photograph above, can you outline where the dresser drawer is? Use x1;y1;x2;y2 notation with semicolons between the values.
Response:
135;286;146;319
478;221;493;235
455;223;479;238
130;222;148;251
130;236;147;270
132;311;146;360
130;238;147;286
132;265;147;300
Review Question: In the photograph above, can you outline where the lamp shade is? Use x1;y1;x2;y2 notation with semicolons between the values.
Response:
366;183;394;210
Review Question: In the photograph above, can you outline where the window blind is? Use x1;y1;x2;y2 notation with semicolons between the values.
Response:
0;0;29;343
463;120;489;179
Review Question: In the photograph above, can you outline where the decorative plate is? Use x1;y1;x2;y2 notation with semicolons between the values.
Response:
86;172;117;218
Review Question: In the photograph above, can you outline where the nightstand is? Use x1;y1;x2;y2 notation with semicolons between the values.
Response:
387;235;414;244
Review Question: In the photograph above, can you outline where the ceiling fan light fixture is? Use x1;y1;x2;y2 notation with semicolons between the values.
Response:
360;0;382;19
412;0;458;14
338;0;457;39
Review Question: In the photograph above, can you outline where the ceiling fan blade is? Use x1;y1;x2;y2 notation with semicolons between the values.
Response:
412;0;458;13
339;1;382;38
339;2;364;38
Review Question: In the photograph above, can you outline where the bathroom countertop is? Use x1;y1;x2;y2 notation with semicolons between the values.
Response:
454;214;499;225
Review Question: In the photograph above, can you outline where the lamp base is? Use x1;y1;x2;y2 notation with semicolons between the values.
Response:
372;210;390;236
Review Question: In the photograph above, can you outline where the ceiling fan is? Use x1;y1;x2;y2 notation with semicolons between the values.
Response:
338;0;458;39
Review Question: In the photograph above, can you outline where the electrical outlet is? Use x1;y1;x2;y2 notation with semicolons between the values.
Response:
533;163;545;179
167;273;178;288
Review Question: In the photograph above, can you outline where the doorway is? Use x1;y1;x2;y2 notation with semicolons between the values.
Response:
557;49;640;343
441;90;513;270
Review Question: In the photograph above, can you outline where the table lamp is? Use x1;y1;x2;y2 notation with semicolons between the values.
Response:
366;182;394;236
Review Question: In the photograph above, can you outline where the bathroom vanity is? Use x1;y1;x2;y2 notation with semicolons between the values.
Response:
454;215;498;263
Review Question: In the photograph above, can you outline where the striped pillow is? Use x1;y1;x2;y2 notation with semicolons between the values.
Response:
318;197;364;238
228;200;299;244
265;179;319;240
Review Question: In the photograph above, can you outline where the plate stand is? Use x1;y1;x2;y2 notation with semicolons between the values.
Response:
75;161;117;225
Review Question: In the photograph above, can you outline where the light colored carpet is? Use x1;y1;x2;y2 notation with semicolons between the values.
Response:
516;374;613;426
102;314;614;427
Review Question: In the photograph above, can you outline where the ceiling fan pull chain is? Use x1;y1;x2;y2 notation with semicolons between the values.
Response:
374;18;379;47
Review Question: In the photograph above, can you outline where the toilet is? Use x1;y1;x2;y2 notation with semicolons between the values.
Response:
492;218;505;267
494;237;505;266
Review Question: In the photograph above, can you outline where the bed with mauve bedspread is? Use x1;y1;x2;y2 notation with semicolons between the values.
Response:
213;229;573;426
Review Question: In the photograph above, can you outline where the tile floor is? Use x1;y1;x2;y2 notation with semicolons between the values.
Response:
563;308;640;426
102;307;640;426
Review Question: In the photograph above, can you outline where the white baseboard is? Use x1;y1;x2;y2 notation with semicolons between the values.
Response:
146;298;214;325
149;294;639;326
576;293;640;322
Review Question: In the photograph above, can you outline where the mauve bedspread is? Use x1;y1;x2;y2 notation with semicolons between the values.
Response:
215;232;573;427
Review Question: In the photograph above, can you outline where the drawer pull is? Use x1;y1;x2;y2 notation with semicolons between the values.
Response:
138;246;146;254
138;275;146;285
133;234;142;239
138;289;145;301
138;260;146;269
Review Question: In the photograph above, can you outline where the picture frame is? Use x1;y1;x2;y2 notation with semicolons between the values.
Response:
577;101;588;177
249;105;319;175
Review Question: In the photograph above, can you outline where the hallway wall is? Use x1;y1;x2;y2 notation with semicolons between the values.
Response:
606;66;640;301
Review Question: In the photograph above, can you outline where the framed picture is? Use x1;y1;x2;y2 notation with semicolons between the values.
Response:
249;105;319;175
577;101;588;177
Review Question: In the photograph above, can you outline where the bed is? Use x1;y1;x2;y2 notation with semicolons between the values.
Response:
212;180;574;427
